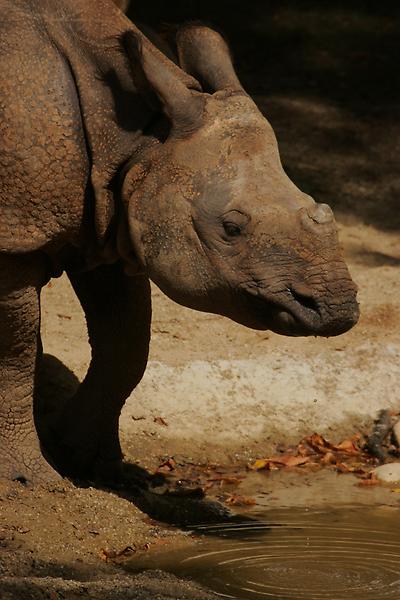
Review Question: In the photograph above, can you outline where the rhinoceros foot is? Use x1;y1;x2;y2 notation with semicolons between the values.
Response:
0;435;61;486
43;413;124;485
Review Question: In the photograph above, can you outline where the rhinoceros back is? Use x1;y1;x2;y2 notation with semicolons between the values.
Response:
0;0;89;253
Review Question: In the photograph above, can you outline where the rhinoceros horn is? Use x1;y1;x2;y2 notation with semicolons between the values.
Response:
175;24;243;93
124;30;205;136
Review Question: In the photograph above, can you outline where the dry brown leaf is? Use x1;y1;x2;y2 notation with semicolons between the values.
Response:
225;494;257;507
304;433;333;453
154;416;168;427
141;542;151;550
321;451;336;465
249;458;271;471
333;439;360;454
335;462;369;475
99;546;136;562
276;455;311;467
320;451;336;465
99;549;111;562
358;477;380;487
357;471;379;486
335;462;367;475
249;454;310;471
157;457;176;472
297;443;313;457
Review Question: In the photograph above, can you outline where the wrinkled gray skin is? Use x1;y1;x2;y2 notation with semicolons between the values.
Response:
0;0;358;485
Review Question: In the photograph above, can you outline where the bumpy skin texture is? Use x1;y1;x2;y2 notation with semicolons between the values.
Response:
0;0;155;482
0;3;87;252
0;2;359;484
0;253;59;482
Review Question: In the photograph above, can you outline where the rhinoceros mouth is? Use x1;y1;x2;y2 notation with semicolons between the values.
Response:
243;287;321;336
238;284;357;337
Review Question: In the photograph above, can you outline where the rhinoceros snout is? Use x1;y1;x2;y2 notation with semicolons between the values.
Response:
289;283;359;337
318;300;360;336
290;297;359;337
241;278;359;337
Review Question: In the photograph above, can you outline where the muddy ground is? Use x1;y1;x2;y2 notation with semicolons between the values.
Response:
1;3;400;599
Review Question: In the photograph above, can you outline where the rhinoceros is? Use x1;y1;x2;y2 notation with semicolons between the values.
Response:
0;0;358;485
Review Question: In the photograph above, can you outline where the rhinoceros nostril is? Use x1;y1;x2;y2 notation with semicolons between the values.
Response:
289;287;320;314
307;203;334;225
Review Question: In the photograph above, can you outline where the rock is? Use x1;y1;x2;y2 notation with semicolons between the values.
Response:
373;463;400;483
392;419;400;448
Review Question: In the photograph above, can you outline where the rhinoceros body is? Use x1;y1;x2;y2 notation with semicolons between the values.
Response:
0;0;358;484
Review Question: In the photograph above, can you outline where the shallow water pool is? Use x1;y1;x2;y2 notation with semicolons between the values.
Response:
127;506;400;599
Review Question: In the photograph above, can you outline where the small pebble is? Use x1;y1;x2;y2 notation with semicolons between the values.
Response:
373;463;400;483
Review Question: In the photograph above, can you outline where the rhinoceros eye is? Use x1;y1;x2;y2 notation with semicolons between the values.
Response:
223;222;242;237
221;210;249;239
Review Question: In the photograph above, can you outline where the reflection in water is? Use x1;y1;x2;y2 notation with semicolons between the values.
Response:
127;507;400;599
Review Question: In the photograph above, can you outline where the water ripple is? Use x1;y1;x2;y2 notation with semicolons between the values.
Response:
127;507;400;599
179;508;400;599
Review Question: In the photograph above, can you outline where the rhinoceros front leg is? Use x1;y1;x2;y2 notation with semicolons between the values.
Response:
50;262;151;481
0;254;60;484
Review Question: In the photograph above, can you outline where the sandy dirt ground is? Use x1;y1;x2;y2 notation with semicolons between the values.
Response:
1;3;400;599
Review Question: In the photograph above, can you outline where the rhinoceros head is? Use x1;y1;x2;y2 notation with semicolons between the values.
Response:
121;26;359;336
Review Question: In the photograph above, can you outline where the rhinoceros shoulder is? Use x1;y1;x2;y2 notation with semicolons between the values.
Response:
0;3;91;253
0;0;154;254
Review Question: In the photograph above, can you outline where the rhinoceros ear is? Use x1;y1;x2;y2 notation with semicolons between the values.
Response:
124;30;205;137
175;24;244;94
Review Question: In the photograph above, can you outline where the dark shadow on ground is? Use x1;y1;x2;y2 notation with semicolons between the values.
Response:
35;355;243;528
129;1;400;231
0;567;219;599
346;248;400;267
